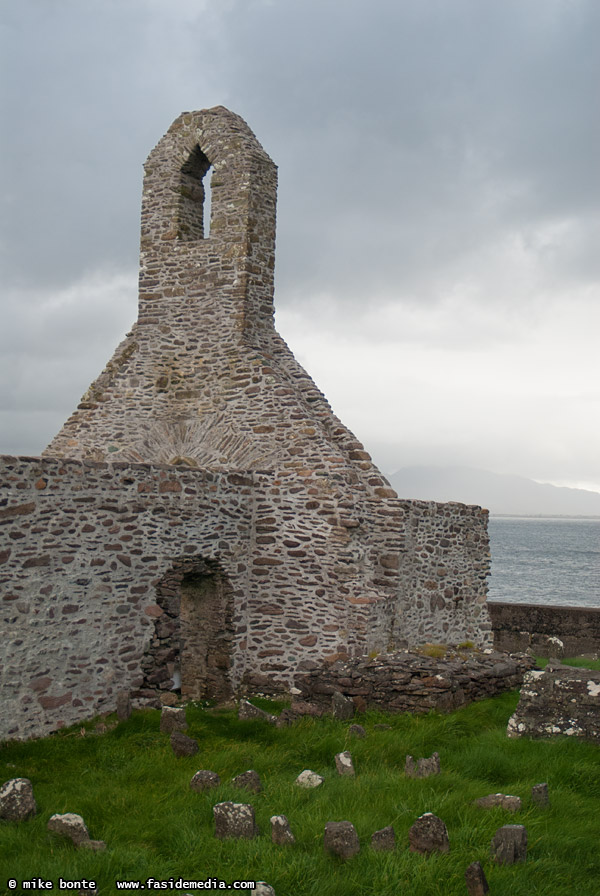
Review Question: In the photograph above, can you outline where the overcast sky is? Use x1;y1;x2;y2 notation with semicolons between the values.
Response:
1;0;599;492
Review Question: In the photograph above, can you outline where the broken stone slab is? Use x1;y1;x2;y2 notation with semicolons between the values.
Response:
270;814;295;845
190;770;221;792
348;723;366;738
491;824;527;864
531;782;550;807
323;820;360;858
47;813;91;847
116;690;132;721
408;813;450;854
238;699;277;725
213;801;258;840
465;861;489;896
295;769;324;788
371;825;395;851
232;769;262;793
331;691;354;720
475;793;522;812
0;777;37;821
254;885;276;896
170;731;198;757
405;752;440;778
374;723;391;731
160;705;188;734
335;751;355;777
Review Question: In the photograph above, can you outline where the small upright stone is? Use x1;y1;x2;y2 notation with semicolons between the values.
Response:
465;861;489;896
531;782;550;808
116;690;132;721
491;824;527;864
232;769;262;793
332;691;354;720
295;769;323;788
238;699;277;725
270;814;295;845
371;825;395;852
475;793;522;812
408;813;450;854
160;705;187;733
170;731;198;757
47;813;91;847
213;801;258;840
335;751;355;776
405;752;440;778
0;778;37;821
348;723;366;738
190;770;221;792
323;821;360;858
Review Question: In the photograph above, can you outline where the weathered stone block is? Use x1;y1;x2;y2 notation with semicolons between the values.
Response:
405;751;440;778
232;769;262;793
490;824;527;864
0;778;37;821
295;769;323;789
465;861;489;896
323;821;360;858
238;700;277;725
190;770;221;792
531;782;550;807
213;801;258;840
408;813;449;854
334;751;355;776
270;814;295;845
170;731;198;757
47;813;91;847
371;825;395;851
332;690;355;720
475;793;522;812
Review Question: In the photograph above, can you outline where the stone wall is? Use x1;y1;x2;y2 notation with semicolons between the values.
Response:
508;663;600;740
1;456;490;740
295;649;535;715
489;601;600;658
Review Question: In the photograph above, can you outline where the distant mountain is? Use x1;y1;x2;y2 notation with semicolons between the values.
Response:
387;465;600;517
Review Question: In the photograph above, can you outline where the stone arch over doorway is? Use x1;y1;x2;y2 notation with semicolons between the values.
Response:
141;557;235;703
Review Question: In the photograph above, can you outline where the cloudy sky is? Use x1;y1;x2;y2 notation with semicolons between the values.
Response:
1;0;599;491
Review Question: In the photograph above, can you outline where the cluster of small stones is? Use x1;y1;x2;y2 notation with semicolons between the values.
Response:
507;662;600;741
0;107;492;742
295;648;535;715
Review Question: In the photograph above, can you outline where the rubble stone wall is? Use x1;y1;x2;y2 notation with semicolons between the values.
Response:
1;455;490;740
295;649;534;715
489;601;600;658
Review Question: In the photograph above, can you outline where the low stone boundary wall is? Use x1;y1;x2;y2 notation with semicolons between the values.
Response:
295;649;535;714
489;602;600;658
508;662;600;740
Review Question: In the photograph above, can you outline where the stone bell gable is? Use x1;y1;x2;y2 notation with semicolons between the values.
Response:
0;108;491;740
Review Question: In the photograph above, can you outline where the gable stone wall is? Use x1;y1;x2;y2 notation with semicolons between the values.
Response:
1;108;492;740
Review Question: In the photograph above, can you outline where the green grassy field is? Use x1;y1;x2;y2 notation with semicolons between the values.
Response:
1;687;600;896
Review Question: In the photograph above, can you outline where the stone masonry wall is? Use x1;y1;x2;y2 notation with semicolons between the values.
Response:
1;456;490;740
489;601;600;658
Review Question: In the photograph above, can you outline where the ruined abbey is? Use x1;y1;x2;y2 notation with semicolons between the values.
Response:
0;108;491;740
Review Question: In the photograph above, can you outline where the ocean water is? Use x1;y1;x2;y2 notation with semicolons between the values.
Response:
487;516;600;607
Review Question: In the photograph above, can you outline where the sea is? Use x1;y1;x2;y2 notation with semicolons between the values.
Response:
487;516;600;607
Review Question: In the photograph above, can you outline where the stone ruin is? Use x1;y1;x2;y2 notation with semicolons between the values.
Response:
0;107;492;740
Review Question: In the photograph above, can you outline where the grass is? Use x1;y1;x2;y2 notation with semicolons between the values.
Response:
1;692;600;895
536;655;600;672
